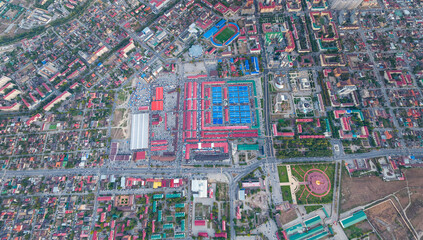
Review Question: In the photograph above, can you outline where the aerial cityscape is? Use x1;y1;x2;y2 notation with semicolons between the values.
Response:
0;0;422;239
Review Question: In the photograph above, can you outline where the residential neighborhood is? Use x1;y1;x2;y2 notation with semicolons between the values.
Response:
0;0;423;239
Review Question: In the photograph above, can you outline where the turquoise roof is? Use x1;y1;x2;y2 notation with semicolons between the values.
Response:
150;234;162;240
308;231;328;240
175;212;185;217
289;225;324;240
153;194;164;199
285;223;303;235
174;233;185;239
340;210;367;228
166;193;181;199
175;203;185;208
163;223;173;229
304;216;322;228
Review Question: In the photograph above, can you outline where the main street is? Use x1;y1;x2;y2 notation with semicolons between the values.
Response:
4;148;421;178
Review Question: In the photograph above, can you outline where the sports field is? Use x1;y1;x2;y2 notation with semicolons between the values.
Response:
215;27;235;44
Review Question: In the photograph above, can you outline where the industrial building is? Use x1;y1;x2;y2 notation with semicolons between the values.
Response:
130;113;149;150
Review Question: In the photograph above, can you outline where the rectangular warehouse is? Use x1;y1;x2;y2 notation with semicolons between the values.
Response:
130;113;149;150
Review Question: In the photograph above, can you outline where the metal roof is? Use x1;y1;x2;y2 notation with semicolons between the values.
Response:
130;113;149;150
340;210;367;228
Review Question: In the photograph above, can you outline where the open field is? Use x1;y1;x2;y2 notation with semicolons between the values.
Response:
394;188;409;209
215;27;235;44
344;220;373;239
341;168;423;212
366;200;415;240
340;171;406;212
404;168;423;187
405;188;423;235
112;109;125;126
403;168;423;234
111;128;125;139
403;169;423;235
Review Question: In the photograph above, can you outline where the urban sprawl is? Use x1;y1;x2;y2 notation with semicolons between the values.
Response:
0;0;423;239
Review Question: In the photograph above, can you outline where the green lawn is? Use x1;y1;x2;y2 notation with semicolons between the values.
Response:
215;27;235;44
281;186;292;203
278;165;289;183
304;205;323;213
344;224;365;239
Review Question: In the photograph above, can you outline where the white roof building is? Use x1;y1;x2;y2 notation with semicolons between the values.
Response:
238;189;245;201
0;76;11;88
191;179;208;198
130;113;149;150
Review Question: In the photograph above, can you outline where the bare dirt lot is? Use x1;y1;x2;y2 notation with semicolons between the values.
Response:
404;168;423;188
340;174;406;212
111;128;125;139
112;109;125;126
394;188;409;209
246;191;268;211
366;200;415;240
279;208;297;225
342;168;423;238
10;0;32;7
216;183;228;201
406;188;423;236
111;108;129;139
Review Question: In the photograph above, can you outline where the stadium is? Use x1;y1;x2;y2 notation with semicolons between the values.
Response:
203;19;240;47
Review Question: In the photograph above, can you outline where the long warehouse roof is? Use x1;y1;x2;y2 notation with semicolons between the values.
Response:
130;113;149;150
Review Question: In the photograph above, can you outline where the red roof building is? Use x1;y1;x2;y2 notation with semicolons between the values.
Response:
194;220;206;226
134;151;146;161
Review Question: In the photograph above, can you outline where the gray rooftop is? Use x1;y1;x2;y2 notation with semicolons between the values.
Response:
130;113;149;150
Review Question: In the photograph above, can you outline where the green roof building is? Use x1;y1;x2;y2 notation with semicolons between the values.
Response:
174;233;185;239
153;194;164;199
175;203;185;208
166;193;181;199
175;212;185;218
289;225;324;240
153;201;157;213
163;223;173;229
285;223;303;236
238;144;259;151
304;216;322;228
181;219;185;231
308;231;329;240
150;234;162;240
340;210;367;228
